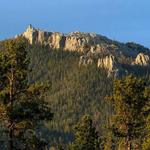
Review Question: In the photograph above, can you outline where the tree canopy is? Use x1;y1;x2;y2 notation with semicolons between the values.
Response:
70;115;103;150
0;37;53;150
108;75;150;149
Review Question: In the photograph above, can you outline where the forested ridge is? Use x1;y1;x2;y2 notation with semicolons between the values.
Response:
0;38;150;150
28;44;113;146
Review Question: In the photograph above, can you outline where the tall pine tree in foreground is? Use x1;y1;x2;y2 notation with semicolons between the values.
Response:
0;37;53;150
108;75;150;150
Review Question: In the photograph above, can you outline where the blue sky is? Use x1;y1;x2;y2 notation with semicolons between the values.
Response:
0;0;150;47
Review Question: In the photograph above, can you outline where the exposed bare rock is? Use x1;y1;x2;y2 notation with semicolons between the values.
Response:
23;25;35;44
23;25;140;56
49;33;66;49
97;55;121;77
90;44;109;54
23;25;52;45
22;25;115;53
79;55;93;66
133;53;150;66
22;25;150;77
79;54;122;77
64;33;87;52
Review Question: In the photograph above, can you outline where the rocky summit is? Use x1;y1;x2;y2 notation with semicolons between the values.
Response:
22;25;150;77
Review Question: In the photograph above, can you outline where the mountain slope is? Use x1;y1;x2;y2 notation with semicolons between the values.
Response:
1;27;150;147
22;25;150;77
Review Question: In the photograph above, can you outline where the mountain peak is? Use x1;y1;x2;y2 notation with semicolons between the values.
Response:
26;24;35;31
28;24;33;29
22;26;150;77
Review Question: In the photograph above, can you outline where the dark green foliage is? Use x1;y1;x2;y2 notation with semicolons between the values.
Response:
1;37;149;149
125;42;150;54
142;86;150;150
0;38;53;150
27;44;150;148
28;45;113;146
69;115;103;150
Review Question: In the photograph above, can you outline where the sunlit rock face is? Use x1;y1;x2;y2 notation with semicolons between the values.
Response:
79;55;93;66
23;25;52;45
97;55;121;77
133;53;150;66
79;54;124;77
49;33;66;49
22;25;150;77
23;25;35;44
64;32;112;52
23;25;113;52
23;25;138;55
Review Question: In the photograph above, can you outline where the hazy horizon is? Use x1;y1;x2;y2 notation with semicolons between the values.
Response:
0;0;150;48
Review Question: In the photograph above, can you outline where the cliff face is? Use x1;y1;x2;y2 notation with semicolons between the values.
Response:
23;25;116;52
22;25;150;77
97;55;122;77
133;53;150;66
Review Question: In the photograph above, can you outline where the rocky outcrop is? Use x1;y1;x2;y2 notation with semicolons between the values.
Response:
79;53;122;77
97;55;122;77
23;25;140;56
133;53;150;66
64;32;89;52
22;25;150;77
49;33;66;49
79;55;93;66
23;25;114;52
23;25;52;45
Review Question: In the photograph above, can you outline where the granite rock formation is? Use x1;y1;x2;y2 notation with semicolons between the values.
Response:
22;25;150;77
133;53;150;66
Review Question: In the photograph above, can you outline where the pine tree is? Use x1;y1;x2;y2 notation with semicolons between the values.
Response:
142;87;150;150
69;115;103;150
0;37;53;150
108;75;150;150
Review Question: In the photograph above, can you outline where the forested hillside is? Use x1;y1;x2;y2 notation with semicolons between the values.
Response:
28;45;113;146
27;43;150;148
0;37;150;149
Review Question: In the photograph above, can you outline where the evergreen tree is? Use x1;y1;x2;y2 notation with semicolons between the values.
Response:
0;37;53;150
108;75;150;150
69;115;103;150
142;87;150;150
